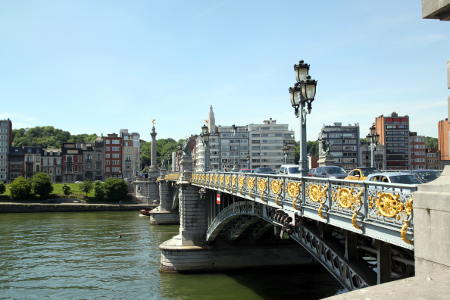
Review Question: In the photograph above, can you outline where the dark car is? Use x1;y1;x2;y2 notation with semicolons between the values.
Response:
314;166;347;179
410;170;441;183
254;167;275;174
239;169;255;173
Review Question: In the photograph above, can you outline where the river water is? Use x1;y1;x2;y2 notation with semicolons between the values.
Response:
0;211;341;299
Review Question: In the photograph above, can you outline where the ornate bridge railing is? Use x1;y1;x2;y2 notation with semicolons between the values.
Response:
192;172;417;250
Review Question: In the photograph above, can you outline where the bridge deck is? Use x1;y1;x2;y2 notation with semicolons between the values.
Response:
192;172;416;250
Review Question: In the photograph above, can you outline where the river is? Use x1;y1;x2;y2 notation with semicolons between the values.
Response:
0;211;341;299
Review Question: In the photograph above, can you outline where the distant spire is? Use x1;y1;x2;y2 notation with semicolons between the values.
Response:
208;105;216;134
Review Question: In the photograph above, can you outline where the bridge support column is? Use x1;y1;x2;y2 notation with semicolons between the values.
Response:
376;241;391;284
149;180;179;225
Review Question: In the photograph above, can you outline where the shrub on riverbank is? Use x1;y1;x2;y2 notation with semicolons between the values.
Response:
94;182;105;201
80;180;93;196
10;177;32;200
103;178;128;202
62;184;71;196
32;173;53;199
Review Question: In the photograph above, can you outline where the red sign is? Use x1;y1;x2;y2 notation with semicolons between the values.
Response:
216;193;221;205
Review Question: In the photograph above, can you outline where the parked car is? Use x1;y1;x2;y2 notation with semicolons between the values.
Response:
278;164;301;176
314;166;347;179
254;167;275;174
410;170;441;183
345;167;380;181
366;172;422;184
307;168;317;177
239;169;255;173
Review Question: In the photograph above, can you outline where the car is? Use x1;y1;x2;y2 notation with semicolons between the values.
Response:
410;170;442;183
239;169;255;173
366;172;422;184
345;167;381;181
307;168;317;177
278;164;301;176
314;166;348;179
254;167;275;174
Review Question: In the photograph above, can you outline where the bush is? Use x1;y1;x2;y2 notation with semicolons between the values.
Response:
79;180;93;196
31;173;53;199
0;182;5;194
10;177;32;200
103;178;128;202
94;182;105;201
62;184;71;196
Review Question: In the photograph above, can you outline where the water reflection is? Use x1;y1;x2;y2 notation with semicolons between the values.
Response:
0;212;340;300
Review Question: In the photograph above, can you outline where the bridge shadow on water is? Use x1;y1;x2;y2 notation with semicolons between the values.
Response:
159;264;344;300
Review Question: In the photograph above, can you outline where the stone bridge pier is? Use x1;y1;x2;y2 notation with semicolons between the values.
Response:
159;154;312;272
149;178;180;225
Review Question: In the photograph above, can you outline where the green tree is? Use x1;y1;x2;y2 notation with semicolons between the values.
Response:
425;137;438;149
12;126;97;148
0;182;5;194
10;177;32;200
31;173;53;199
79;180;93;196
103;178;128;202
94;182;105;201
62;184;71;196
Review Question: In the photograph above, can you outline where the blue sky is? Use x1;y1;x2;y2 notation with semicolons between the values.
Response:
0;0;449;141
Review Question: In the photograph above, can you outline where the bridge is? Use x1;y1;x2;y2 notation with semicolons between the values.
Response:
142;152;450;296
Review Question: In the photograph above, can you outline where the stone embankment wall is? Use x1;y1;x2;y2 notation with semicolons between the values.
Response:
0;203;155;213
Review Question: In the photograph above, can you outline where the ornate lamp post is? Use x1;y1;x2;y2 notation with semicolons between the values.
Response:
282;143;290;165
289;60;318;176
366;124;379;168
200;124;210;172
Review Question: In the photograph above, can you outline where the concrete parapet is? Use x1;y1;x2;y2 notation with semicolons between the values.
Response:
414;165;450;276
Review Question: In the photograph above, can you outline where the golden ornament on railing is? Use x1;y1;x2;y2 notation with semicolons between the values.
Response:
219;174;225;186
214;174;219;186
334;187;363;209
308;184;328;219
247;176;256;195
225;175;231;190
400;220;413;245
238;176;245;194
287;181;302;210
308;184;328;203
404;197;413;215
231;175;237;191
257;178;268;201
375;192;403;218
270;179;283;205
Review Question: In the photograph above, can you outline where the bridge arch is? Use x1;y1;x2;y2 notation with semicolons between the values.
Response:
206;200;373;291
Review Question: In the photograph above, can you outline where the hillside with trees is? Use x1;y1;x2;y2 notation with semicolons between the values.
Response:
12;126;98;148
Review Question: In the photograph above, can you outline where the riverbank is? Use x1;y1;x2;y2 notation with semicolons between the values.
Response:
0;202;157;213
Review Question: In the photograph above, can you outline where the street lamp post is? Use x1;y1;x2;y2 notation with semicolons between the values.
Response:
366;124;379;168
200;124;210;172
289;60;318;176
282;143;290;165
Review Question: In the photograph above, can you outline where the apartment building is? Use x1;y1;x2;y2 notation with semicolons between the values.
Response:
375;112;410;170
24;147;43;178
409;132;426;170
318;122;360;170
62;143;83;182
248;119;295;170
104;133;123;178
120;129;140;180
0;119;12;182
8;147;25;181
41;149;62;182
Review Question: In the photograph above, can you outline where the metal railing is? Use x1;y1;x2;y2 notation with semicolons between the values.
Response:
191;171;416;249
